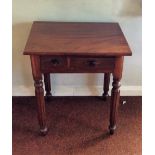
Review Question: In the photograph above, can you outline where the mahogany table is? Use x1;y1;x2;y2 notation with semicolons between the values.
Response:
23;21;132;136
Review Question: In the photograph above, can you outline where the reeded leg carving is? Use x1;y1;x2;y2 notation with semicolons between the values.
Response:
44;73;52;101
109;79;121;134
102;73;110;101
30;55;48;136
34;79;48;136
109;56;123;135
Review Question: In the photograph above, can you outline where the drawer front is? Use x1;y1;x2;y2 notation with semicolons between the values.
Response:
70;57;115;73
40;56;115;73
40;56;68;73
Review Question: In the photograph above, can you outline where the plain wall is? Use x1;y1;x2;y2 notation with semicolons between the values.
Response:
13;0;142;95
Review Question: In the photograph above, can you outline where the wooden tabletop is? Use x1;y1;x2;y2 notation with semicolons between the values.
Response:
23;21;132;56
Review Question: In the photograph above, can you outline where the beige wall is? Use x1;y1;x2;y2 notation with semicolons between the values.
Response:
13;0;142;95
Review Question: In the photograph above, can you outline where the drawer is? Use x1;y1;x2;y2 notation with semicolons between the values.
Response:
70;57;115;73
40;56;68;73
40;56;115;73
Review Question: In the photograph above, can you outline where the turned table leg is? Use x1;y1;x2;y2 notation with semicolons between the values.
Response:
30;55;48;136
34;79;48;135
103;73;110;101
44;73;52;100
109;78;121;134
109;57;123;135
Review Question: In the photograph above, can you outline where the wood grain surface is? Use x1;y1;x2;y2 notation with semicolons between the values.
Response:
24;21;132;56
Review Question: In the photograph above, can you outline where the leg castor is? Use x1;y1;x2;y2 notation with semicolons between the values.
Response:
109;125;116;135
40;127;48;136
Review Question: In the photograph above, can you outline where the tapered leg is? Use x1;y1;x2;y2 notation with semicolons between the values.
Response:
109;79;121;134
44;73;52;100
30;56;48;136
34;79;48;135
102;73;110;101
109;57;124;135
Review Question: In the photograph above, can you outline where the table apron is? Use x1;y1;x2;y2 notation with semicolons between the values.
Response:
40;56;115;73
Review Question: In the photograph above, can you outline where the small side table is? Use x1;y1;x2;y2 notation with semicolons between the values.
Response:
23;21;132;136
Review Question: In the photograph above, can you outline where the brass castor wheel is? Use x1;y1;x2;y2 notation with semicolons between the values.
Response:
102;93;109;101
109;125;116;135
40;127;48;136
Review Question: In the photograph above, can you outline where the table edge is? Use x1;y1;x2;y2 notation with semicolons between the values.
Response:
23;51;132;56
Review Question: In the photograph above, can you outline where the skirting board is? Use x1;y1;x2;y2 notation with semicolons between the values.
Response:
12;85;142;96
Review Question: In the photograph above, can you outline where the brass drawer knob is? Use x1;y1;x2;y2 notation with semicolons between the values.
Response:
51;58;60;66
87;60;96;67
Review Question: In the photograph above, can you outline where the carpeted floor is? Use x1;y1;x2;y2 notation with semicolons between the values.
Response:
12;96;142;155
